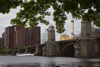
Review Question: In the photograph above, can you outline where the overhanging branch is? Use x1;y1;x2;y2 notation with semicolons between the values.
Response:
94;0;100;13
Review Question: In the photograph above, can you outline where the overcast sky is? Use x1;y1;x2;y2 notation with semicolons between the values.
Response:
0;7;81;41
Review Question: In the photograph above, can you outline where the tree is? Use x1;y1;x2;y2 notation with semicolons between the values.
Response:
0;0;23;14
0;0;100;33
0;46;6;54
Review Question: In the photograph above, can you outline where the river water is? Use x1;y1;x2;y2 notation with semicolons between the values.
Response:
0;56;100;67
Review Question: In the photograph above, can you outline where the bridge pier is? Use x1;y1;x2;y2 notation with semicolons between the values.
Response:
11;50;15;55
94;39;99;56
34;45;42;56
24;47;28;53
18;49;20;54
43;41;59;56
74;21;99;58
43;24;59;56
11;50;18;55
18;49;25;54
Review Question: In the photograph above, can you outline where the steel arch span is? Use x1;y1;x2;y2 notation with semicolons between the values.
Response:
59;43;76;57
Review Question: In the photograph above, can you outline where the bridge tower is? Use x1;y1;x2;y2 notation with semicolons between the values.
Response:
48;24;55;41
74;21;99;57
43;24;59;56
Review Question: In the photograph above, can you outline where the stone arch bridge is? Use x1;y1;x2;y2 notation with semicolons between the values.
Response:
11;21;100;58
11;39;76;57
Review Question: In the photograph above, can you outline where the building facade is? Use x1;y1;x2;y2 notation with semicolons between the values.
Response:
0;38;4;46
5;25;24;48
2;32;5;46
60;34;70;41
41;29;48;44
29;27;40;46
14;28;28;47
14;27;40;47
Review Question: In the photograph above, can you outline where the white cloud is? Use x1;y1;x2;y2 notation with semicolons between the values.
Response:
0;7;20;37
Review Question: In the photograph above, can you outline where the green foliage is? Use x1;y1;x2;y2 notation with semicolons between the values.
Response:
0;46;5;51
7;49;11;54
19;45;25;48
1;0;100;33
0;0;23;14
7;47;19;54
0;49;5;54
7;45;26;54
0;45;26;54
0;46;6;54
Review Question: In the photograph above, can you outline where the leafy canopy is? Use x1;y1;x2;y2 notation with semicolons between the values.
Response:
0;0;100;33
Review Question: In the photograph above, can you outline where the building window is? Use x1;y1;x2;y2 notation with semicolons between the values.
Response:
14;26;16;31
34;28;37;30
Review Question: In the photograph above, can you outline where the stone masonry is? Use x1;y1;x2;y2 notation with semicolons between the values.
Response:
74;21;99;57
43;24;59;56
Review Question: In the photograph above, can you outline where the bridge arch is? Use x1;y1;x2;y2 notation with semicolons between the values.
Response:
59;43;76;57
28;48;36;54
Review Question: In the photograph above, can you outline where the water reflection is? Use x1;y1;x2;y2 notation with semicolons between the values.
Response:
2;63;40;67
2;61;100;67
0;56;100;67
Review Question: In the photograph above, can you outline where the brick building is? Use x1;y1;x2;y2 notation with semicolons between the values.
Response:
0;38;4;46
14;28;28;47
5;25;24;48
2;32;5;39
2;32;5;46
29;27;40;46
0;32;5;46
14;27;40;47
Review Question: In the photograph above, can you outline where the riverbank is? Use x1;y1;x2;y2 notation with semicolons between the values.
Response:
0;54;11;56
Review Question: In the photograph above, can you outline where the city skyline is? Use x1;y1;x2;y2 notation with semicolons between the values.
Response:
0;7;81;41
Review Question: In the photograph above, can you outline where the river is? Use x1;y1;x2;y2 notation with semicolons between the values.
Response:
0;56;100;67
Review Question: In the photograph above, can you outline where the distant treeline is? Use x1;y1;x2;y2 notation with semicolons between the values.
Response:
0;46;6;54
0;45;26;54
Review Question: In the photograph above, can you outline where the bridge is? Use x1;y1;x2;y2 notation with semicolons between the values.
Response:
11;39;76;57
11;43;44;55
56;39;76;57
11;21;100;58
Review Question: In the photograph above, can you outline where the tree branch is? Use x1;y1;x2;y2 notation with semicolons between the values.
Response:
94;0;100;13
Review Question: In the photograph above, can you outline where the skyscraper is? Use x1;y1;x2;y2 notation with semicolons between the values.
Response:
5;25;23;48
41;29;48;44
14;27;40;47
